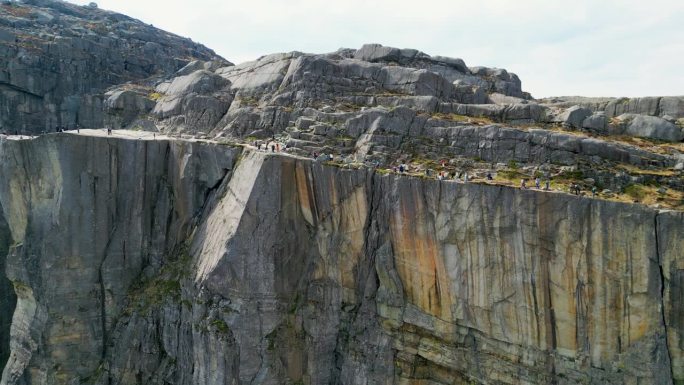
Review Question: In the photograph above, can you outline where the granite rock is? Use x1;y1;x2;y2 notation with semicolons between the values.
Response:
612;113;684;142
0;135;681;385
0;1;227;134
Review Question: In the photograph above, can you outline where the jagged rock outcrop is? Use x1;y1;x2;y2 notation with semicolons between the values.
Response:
153;70;233;133
0;0;227;134
0;134;682;385
119;43;536;137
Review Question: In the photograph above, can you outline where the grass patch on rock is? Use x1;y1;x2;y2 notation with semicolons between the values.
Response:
124;244;192;314
430;113;494;125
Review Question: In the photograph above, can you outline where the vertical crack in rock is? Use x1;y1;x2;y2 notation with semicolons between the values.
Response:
655;212;675;383
537;192;557;382
0;208;16;373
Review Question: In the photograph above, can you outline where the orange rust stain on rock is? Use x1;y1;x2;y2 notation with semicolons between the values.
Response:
337;187;367;290
390;190;452;321
294;161;315;226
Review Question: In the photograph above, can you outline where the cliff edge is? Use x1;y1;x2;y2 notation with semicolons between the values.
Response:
0;132;681;385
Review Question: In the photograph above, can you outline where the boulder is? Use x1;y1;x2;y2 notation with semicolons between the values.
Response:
153;70;232;130
616;114;684;142
503;103;547;123
354;43;430;63
431;55;469;73
354;44;403;62
582;112;607;132
555;105;592;129
104;89;156;128
161;70;229;96
381;67;454;98
217;52;301;92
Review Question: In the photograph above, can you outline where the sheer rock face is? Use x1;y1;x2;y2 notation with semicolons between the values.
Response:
0;0;227;134
0;135;681;385
0;209;13;374
0;135;239;384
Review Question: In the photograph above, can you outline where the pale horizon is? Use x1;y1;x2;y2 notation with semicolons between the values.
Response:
66;0;684;99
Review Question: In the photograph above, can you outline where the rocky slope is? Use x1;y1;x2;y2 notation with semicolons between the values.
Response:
2;2;684;208
96;42;684;209
0;0;227;134
0;133;682;385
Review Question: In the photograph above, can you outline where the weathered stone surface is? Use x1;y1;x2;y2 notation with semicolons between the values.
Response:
469;66;527;98
0;134;239;385
582;111;607;132
332;107;674;168
0;1;227;134
104;89;156;128
217;52;301;94
540;96;684;119
660;97;684;119
0;134;681;385
175;60;225;77
354;43;469;75
153;71;233;132
488;92;527;105
612;113;684;142
554;105;593;129
0;208;14;374
606;97;662;118
658;210;684;383
0;4;683;384
354;43;411;62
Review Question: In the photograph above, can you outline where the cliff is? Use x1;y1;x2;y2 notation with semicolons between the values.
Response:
0;2;683;384
0;133;681;385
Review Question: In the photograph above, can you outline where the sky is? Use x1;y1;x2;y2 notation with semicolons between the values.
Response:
67;0;684;98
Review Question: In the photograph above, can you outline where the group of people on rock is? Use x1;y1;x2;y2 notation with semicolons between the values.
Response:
520;177;551;191
254;140;284;152
391;163;410;173
384;162;586;195
569;183;598;197
311;152;334;162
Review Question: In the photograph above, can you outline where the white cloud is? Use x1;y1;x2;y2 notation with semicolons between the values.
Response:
67;0;684;98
